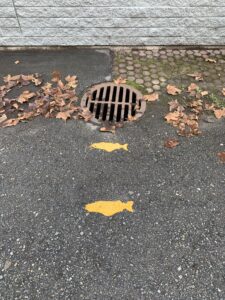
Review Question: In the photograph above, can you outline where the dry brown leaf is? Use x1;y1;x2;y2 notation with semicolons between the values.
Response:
32;77;42;86
164;139;179;149
128;115;137;121
65;75;77;89
205;58;217;63
12;102;19;109
201;91;209;97
3;74;20;83
77;107;93;122
188;83;199;93
56;111;71;121
58;80;65;89
100;125;116;134
0;114;7;123
165;111;183;124
18;91;36;103
143;93;159;102
205;103;215;111
214;108;225;119
114;77;127;85
18;111;36;121
21;75;34;81
217;152;225;163
166;85;182;95
2;118;19;127
187;72;203;81
189;100;203;108
51;71;61;82
168;99;185;112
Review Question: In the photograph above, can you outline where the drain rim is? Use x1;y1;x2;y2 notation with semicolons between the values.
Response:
81;82;146;124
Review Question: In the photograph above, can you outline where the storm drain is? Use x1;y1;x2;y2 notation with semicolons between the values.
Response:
81;82;146;123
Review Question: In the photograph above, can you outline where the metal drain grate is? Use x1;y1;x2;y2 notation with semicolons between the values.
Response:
81;82;146;123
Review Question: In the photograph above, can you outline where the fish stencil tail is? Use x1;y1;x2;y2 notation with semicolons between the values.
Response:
123;144;129;151
125;201;134;212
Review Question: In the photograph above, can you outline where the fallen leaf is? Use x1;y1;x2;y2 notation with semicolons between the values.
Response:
188;83;199;93
12;102;19;109
168;99;185;112
18;111;36;121
65;75;77;89
217;152;225;163
189;100;203;108
3;74;20;83
14;60;20;65
143;93;159;102
166;85;182;95
32;77;42;86
77;107;93;122
205;103;215;111
205;58;216;63
164;139;179;148
17;91;36;103
214;108;225;119
51;71;61;82
128;115;137;121
0;114;7;124
201;91;209;97
187;72;203;81
114;77;127;85
56;111;71;121
100;124;116;134
2;118;19;127
21;74;34;81
165;111;183;124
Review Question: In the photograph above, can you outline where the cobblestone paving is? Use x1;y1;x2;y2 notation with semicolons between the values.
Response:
112;48;225;94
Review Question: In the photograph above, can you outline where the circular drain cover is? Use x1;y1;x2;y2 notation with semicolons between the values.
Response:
81;82;146;123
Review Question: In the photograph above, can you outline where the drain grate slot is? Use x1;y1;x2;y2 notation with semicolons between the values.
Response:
81;82;146;123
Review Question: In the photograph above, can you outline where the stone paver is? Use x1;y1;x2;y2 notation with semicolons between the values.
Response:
113;48;225;93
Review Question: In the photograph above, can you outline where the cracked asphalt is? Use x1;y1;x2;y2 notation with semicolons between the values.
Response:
0;48;225;300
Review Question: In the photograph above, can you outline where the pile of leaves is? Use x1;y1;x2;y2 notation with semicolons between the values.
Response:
164;82;225;137
0;72;92;128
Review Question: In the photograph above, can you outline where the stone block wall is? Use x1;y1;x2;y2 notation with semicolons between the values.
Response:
0;0;225;46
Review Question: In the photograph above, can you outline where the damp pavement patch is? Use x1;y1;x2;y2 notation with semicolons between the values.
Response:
0;49;225;299
0;48;112;94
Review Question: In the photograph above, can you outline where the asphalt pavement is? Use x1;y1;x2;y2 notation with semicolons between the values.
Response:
0;48;225;300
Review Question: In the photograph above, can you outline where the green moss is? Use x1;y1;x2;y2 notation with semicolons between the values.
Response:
126;80;147;94
209;93;225;108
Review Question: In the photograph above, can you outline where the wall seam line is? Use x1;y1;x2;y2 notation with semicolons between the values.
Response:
12;0;22;33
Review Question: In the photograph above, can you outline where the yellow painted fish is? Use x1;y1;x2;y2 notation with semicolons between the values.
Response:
90;142;128;152
85;200;134;217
